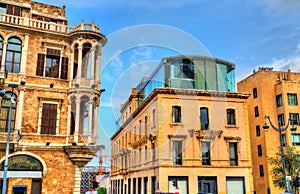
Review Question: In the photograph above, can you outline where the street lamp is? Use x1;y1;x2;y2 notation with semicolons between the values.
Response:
263;115;297;193
2;83;18;194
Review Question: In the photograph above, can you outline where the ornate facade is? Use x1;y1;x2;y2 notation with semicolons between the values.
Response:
111;56;254;194
0;0;106;193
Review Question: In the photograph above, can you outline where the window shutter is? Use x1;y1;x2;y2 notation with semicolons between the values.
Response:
14;6;21;17
6;5;13;15
61;57;68;79
36;53;45;76
41;103;57;134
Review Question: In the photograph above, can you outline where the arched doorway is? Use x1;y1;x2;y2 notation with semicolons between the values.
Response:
0;154;44;194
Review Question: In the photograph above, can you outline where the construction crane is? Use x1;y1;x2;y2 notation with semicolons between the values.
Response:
97;145;105;175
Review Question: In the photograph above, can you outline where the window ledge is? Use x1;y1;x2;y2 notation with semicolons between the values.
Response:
169;123;183;127
225;125;239;129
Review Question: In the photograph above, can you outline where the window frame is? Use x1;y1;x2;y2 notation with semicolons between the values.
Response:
173;140;183;165
0;92;17;132
226;108;236;126
36;48;68;80
259;165;264;177
288;93;298;106
289;113;299;125
229;142;238;166
37;99;61;135
254;106;259;117
172;106;182;123
292;133;300;146
200;107;209;130
276;94;283;107
257;145;262;156
5;37;22;73
202;141;211;165
256;125;261;137
253;88;257;98
278;114;285;127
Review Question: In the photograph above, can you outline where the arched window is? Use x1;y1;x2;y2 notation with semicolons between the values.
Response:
6;37;22;73
0;92;17;132
200;107;209;130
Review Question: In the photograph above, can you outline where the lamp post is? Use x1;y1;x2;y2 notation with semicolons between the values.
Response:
2;83;18;194
263;115;297;193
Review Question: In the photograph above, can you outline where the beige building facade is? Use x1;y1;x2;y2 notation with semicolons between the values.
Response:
111;56;254;194
0;0;106;193
238;69;300;194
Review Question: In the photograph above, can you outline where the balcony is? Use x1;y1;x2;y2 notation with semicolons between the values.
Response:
0;13;100;34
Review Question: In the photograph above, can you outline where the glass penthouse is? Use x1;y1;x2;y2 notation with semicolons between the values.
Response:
137;55;236;103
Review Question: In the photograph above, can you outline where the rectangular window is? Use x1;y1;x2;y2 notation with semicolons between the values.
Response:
256;125;261;137
226;109;236;125
288;93;298;105
7;5;22;16
173;140;182;165
276;94;283;107
172;106;181;123
202;141;210;165
41;103;57;134
36;50;68;80
257;145;262;156
289;113;299;125
281;134;286;147
145;116;148;136
200;107;209;130
278;114;285;126
253;88;257;98
226;177;245;194
32;179;42;194
151;176;156;194
143;177;148;194
254;106;259;117
229;142;238;166
292;134;300;146
152;109;156;127
259;165;264;177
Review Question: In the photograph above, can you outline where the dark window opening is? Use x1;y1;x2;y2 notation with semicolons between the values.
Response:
200;107;209;130
202;141;210;165
172;106;181;123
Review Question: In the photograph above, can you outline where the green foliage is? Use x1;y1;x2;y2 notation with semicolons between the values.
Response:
268;146;300;189
96;187;107;194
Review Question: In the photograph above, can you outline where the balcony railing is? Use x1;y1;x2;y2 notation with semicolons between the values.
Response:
0;13;100;34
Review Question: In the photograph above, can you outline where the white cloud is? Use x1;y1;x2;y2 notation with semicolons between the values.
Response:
102;56;123;82
259;0;300;14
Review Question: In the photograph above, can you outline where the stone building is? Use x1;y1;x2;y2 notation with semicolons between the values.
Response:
238;69;300;194
0;0;106;193
110;56;254;194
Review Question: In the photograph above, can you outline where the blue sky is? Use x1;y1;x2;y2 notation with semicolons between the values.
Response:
37;0;300;166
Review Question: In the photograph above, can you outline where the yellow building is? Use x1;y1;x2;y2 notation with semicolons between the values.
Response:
111;56;254;194
238;68;300;194
0;0;106;193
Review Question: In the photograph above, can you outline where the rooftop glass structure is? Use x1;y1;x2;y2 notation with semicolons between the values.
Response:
137;56;236;103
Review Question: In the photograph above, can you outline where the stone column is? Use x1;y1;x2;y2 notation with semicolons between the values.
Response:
90;48;95;79
76;45;82;82
15;89;25;131
69;49;74;88
95;46;102;81
74;99;81;143
66;101;72;144
1;40;7;72
93;106;98;144
88;100;93;143
73;165;82;194
20;34;29;74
